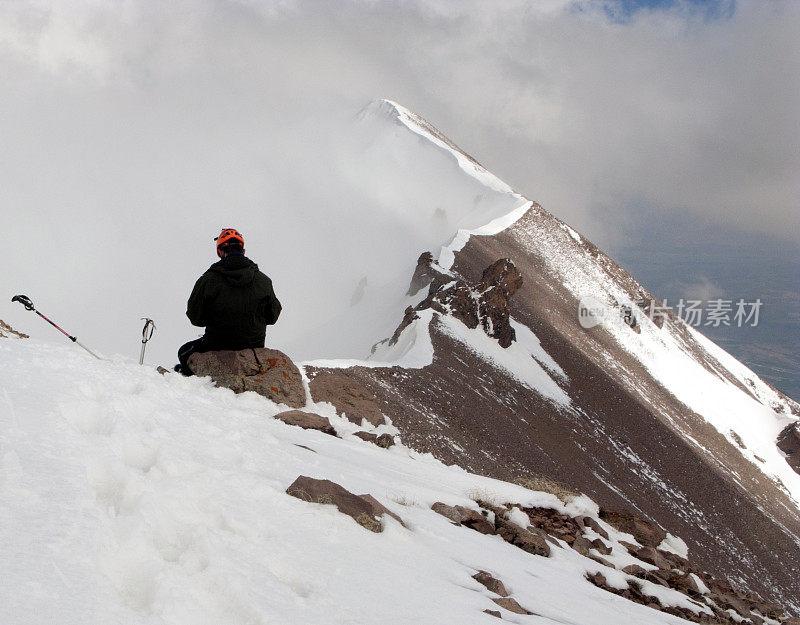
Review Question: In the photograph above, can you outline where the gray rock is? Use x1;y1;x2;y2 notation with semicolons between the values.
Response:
598;509;666;548
274;410;336;436
308;373;386;426
188;348;305;408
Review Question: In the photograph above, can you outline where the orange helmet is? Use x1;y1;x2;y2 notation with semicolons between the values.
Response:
214;228;245;258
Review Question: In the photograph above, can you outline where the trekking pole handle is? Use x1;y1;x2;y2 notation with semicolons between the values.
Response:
11;295;35;311
141;318;155;343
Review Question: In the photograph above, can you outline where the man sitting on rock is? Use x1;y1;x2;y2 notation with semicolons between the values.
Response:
176;228;282;375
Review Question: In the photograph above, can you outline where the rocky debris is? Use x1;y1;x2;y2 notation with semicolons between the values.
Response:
286;476;403;533
188;348;305;408
777;422;800;474
0;320;28;339
353;431;395;448
491;597;533;615
632;545;674;570
496;520;551;557
599;509;667;547
622;564;650;577
434;499;794;624
575;515;610;540
431;502;495;535
393;256;523;349
274;410;337;436
473;571;509;597
483;609;502;618
308;372;385;426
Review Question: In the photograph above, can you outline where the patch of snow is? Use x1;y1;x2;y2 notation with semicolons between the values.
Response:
658;533;689;559
387;100;515;195
506;507;532;530
437;314;572;408
1;337;702;624
690;573;710;595
438;201;532;271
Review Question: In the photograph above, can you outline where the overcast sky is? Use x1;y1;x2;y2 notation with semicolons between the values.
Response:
1;0;798;363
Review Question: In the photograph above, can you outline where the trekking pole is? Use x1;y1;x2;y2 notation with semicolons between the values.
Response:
139;318;155;365
11;295;101;360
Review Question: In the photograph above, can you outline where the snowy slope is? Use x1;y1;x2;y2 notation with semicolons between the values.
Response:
309;101;800;505
0;337;731;625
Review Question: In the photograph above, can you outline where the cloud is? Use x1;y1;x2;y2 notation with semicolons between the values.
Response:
0;0;797;362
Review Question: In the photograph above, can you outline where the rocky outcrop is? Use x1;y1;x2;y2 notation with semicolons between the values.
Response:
286;476;403;533
393;255;523;348
307;372;385;426
406;251;437;295
777;422;800;474
274;410;336;436
353;431;395;448
187;348;305;408
0;320;28;339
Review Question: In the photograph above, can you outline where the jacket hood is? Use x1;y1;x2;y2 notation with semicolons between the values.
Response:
208;255;258;287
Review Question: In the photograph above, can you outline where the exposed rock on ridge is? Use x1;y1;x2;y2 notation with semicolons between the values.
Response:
396;253;522;348
778;422;800;474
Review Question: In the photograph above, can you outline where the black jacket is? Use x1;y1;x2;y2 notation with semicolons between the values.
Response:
187;255;281;350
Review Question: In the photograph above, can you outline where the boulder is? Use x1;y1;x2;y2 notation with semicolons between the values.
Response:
431;502;494;534
590;538;613;555
622;564;649;577
777;421;800;474
473;571;509;597
495;518;550;557
491;597;533;615
274;410;336;436
633;546;673;570
571;536;593;557
308;373;385;426
598;509;667;548
357;493;405;527
354;431;395;448
483;610;502;619
188;348;305;408
575;515;610;540
286;476;389;533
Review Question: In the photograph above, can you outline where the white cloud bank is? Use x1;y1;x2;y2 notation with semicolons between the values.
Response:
0;0;797;363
